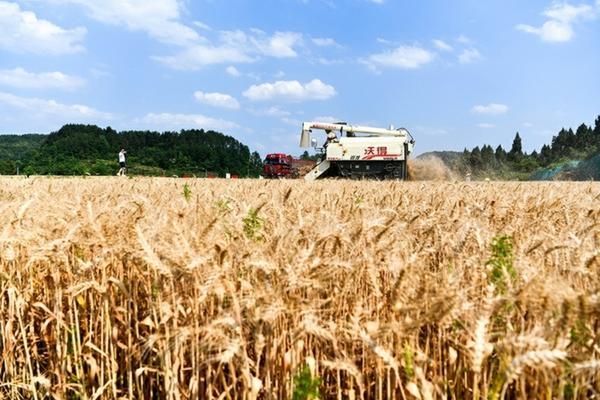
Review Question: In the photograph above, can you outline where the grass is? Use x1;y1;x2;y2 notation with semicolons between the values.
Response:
292;365;321;400
487;235;516;294
0;177;598;399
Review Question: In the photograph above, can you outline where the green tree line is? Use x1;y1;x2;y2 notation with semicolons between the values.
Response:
457;115;600;178
0;124;264;177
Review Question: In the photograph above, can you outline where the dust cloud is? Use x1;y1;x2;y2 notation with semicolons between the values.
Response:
408;156;456;181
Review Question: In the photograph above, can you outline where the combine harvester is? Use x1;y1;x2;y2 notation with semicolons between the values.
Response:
300;121;415;180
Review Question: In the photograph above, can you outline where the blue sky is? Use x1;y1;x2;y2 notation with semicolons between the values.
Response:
0;0;599;156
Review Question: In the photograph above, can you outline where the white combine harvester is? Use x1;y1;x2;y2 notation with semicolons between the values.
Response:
300;121;415;180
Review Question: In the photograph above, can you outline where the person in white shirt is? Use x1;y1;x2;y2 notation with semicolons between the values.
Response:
117;149;127;176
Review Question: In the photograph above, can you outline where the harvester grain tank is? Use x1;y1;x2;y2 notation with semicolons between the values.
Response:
300;122;415;180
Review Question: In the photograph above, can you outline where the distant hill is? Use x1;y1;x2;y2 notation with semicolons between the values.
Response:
530;154;600;181
420;116;599;181
573;154;600;180
0;125;263;177
0;134;46;174
0;134;46;158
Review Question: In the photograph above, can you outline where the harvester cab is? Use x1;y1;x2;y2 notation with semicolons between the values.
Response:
300;121;415;180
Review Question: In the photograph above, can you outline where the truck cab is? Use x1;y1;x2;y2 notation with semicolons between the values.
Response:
262;153;295;178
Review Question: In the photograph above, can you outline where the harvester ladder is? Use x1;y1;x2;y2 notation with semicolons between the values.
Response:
304;159;331;181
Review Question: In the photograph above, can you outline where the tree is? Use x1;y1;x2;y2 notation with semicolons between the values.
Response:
469;146;482;169
508;132;523;162
530;150;539;159
495;145;507;163
481;144;495;168
249;151;263;177
515;157;540;173
574;123;592;151
540;144;552;166
462;148;471;160
0;124;262;177
551;128;576;159
593;115;600;148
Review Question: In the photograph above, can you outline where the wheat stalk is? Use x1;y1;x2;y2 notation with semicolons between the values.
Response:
0;178;596;398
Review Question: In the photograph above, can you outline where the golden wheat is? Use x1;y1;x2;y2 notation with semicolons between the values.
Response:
0;177;598;399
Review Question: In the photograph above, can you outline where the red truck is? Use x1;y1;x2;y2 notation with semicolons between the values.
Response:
262;153;316;179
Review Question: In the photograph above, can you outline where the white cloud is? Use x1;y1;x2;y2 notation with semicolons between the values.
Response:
48;0;311;69
523;122;534;128
476;123;496;129
0;68;85;90
312;37;339;47
313;57;345;66
193;91;240;109
0;1;86;54
362;46;435;71
251;106;291;117
226;66;241;77
281;117;301;126
255;31;303;57
433;39;453;52
153;45;254;70
471;103;509;115
243;79;336;102
517;2;595;42
137;113;239;131
193;21;211;31
458;48;483;64
516;21;573;42
543;2;594;21
0;91;111;119
49;0;199;46
155;30;303;70
226;65;262;80
90;68;111;79
456;35;472;44
219;30;303;58
313;116;341;123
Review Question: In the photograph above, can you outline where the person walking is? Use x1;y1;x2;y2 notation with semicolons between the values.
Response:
117;149;127;176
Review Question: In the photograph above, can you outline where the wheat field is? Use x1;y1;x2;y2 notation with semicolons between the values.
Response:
0;177;598;399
